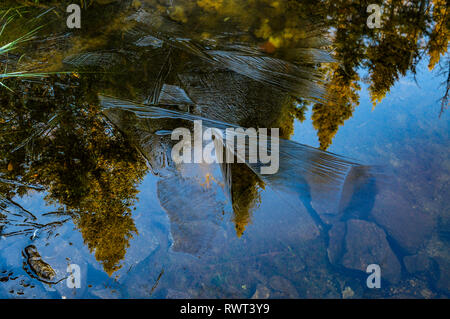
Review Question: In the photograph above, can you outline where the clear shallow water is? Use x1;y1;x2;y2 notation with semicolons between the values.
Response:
0;0;449;299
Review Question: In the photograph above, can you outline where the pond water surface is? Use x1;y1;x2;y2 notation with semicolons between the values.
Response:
0;0;448;299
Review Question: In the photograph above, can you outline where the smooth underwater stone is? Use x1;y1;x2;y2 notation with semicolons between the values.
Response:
434;256;450;295
340;219;402;284
251;284;270;299
370;188;435;254
403;253;433;274
268;275;299;298
24;245;56;282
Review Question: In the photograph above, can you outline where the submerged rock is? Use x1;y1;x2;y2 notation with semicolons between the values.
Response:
370;189;435;254
340;219;402;284
434;256;450;295
251;284;270;299
342;286;355;299
268;276;299;298
403;253;433;274
24;245;56;282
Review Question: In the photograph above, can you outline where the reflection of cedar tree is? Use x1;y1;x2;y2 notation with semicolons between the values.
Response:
197;0;223;11
169;5;188;23
367;33;419;107
0;76;147;275
427;0;449;70
312;64;360;150
50;132;145;275
230;164;264;237
76;209;137;276
170;0;317;49
310;0;449;148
